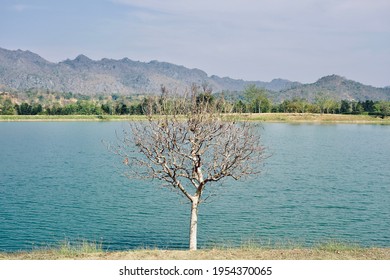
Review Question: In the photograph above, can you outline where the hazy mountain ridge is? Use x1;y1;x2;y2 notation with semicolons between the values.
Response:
0;47;389;101
272;75;390;102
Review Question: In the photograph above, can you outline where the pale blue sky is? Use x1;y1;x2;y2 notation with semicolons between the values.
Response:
1;0;389;87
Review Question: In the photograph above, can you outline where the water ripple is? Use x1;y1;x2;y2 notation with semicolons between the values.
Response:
0;122;389;251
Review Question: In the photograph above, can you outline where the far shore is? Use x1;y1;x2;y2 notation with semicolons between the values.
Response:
1;113;389;124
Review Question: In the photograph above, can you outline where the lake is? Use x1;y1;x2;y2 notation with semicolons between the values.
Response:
0;122;389;251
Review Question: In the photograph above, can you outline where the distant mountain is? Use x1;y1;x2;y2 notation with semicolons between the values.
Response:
0;47;297;95
0;47;389;101
270;75;390;102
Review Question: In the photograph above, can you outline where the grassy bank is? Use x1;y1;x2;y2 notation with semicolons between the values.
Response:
1;241;389;260
243;113;390;124
0;113;389;123
0;114;146;122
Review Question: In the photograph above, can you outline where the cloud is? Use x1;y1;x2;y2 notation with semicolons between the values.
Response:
10;4;46;12
11;4;31;12
111;0;390;32
104;0;389;85
4;0;387;86
111;0;256;14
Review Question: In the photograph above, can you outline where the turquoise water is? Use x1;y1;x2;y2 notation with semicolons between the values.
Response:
0;122;389;251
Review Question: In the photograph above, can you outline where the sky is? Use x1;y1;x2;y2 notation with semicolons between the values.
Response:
1;0;389;87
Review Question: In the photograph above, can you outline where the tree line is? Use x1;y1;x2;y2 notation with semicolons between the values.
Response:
1;85;389;118
231;85;390;117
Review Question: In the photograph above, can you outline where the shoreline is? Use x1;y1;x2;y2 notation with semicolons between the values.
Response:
1;247;389;260
242;113;390;124
1;113;389;124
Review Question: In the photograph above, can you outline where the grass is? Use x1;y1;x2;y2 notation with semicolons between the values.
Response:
0;239;104;260
242;113;390;124
1;240;389;260
314;240;362;252
55;239;104;256
0;114;146;122
0;113;389;124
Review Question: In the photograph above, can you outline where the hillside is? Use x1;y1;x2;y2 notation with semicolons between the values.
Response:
0;47;389;101
0;47;296;95
272;75;390;102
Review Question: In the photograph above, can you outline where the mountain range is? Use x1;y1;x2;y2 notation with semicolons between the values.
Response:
0;47;389;101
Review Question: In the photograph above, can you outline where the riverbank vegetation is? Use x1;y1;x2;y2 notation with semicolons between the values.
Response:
1;241;389;260
1;86;389;118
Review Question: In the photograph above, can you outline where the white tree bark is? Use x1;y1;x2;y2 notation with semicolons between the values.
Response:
189;195;199;251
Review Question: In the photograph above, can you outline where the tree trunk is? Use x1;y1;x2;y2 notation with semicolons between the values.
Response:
189;196;199;250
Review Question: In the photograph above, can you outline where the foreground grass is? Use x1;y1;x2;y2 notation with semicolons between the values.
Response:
0;113;389;124
1;242;389;260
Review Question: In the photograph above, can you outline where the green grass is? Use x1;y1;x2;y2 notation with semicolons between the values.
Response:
206;238;361;252
0;239;104;260
205;238;304;251
314;240;362;252
55;239;104;256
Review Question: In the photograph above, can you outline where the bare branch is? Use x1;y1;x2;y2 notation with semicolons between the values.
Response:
110;86;268;250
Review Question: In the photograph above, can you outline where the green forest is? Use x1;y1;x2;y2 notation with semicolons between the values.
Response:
1;85;389;118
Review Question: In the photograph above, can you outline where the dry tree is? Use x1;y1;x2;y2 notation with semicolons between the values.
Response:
113;85;267;250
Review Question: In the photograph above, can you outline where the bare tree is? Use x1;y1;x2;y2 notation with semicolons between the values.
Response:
113;85;266;250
